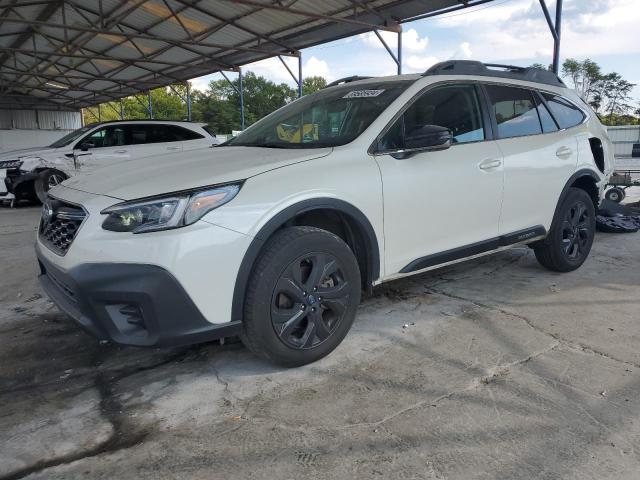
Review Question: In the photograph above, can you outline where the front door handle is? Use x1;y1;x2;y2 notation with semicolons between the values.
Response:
479;158;502;170
556;146;573;159
114;149;127;154
166;146;181;151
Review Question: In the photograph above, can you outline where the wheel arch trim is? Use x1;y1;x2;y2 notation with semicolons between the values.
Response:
231;198;380;323
544;168;600;242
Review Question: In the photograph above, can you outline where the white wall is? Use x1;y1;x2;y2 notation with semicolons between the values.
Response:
0;108;82;153
607;126;640;158
0;129;72;153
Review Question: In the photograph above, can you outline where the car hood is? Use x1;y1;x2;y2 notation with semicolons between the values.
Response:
0;146;58;161
60;146;333;200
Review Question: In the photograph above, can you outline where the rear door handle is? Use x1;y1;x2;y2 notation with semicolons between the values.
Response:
479;158;502;170
114;149;127;154
166;146;181;151
556;146;573;159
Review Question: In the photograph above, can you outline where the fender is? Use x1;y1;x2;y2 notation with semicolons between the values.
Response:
538;168;601;246
231;198;380;323
556;168;601;208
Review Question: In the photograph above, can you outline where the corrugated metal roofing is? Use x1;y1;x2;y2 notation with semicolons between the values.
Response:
0;0;492;109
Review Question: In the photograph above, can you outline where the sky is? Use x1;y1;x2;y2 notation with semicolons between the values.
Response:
190;0;640;104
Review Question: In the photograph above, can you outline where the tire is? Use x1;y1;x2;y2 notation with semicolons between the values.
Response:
534;188;596;272
241;226;361;367
605;187;625;203
35;169;66;203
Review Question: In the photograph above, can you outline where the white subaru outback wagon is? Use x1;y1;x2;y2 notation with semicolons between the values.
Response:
0;120;220;205
36;61;614;366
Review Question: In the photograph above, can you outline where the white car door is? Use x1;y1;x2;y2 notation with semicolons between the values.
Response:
373;83;505;275
484;85;579;236
73;125;131;173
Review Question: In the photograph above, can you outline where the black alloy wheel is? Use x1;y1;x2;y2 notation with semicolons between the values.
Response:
271;253;350;350
534;187;596;272
241;226;361;367
560;200;591;260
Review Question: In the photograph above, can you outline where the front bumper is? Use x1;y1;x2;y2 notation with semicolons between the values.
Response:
37;245;241;347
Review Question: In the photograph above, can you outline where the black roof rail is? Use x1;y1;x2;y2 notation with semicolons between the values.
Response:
85;119;197;126
423;60;565;87
325;75;373;88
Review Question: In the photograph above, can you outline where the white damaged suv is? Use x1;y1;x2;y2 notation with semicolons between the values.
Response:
36;61;613;366
0;120;220;205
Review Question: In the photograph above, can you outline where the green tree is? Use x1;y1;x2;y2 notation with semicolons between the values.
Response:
302;76;327;95
83;83;190;124
194;72;297;132
561;58;638;125
562;58;601;101
529;63;552;71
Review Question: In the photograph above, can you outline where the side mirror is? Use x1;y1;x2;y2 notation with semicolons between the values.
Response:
79;141;94;152
404;124;452;151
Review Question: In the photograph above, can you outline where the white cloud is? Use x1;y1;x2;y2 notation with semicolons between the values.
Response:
433;0;640;62
452;42;473;60
361;28;429;53
404;55;439;72
302;56;332;80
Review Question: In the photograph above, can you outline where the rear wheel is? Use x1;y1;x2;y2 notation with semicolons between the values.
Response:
35;169;66;203
241;226;361;367
534;188;596;272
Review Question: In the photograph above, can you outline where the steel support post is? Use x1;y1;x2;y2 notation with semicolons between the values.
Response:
298;53;303;97
186;82;192;121
148;91;153;119
239;68;245;130
539;0;563;73
553;0;563;74
374;28;402;75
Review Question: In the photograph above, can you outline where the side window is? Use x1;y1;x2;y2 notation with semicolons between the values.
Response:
378;84;485;150
533;93;559;133
169;125;205;141
127;125;152;145
81;127;107;148
126;124;175;145
485;85;542;138
79;126;126;148
542;93;585;129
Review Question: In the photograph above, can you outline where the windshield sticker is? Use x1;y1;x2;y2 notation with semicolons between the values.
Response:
343;89;385;99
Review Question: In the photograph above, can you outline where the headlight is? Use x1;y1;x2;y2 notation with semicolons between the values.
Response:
0;160;23;169
101;183;241;233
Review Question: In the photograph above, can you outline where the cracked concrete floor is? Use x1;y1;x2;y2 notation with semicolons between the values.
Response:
1;205;639;480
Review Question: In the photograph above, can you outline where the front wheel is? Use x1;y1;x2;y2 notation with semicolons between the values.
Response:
241;226;361;367
35;169;66;203
534;188;596;272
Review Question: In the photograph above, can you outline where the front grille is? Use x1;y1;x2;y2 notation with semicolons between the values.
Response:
39;198;87;256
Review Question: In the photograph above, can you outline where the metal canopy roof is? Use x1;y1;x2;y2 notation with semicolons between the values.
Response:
0;0;496;110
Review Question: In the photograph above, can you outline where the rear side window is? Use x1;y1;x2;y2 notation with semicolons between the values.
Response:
126;124;202;144
201;125;217;137
485;85;542;138
542;93;585;129
168;125;205;141
533;94;559;133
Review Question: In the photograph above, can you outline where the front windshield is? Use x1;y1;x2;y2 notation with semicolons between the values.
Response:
49;125;95;148
227;80;412;148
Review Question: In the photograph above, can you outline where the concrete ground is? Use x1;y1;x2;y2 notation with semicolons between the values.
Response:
1;190;639;480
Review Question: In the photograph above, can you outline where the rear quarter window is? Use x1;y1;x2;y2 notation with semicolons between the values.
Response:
485;85;542;139
542;93;585;129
